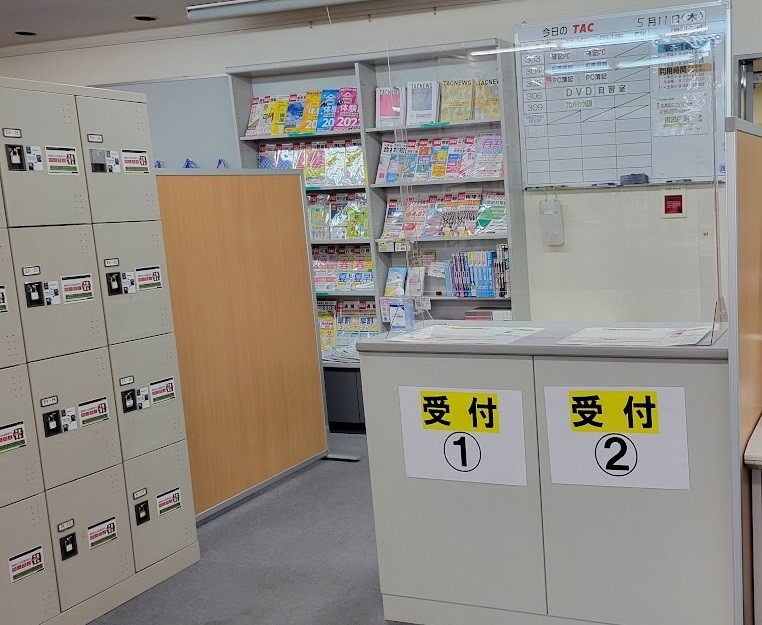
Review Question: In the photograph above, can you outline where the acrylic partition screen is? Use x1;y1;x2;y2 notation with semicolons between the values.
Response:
371;32;724;339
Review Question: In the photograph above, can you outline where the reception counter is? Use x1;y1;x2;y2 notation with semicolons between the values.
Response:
358;323;735;625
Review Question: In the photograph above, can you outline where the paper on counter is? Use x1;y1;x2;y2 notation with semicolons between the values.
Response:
557;326;713;347
388;325;543;344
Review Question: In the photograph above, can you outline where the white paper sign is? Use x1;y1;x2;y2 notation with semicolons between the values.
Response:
8;547;44;583
157;488;182;516
60;274;94;304
544;386;689;489
0;421;26;454
88;518;117;549
45;146;80;175
399;386;527;486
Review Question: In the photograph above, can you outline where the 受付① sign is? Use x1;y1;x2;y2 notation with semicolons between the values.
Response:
544;387;689;489
399;387;527;486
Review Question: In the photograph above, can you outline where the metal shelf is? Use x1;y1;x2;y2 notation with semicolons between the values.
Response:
305;184;367;192
425;295;511;301
312;238;371;245
376;234;508;249
366;119;501;134
240;129;362;141
315;291;376;297
321;361;361;369
372;176;504;189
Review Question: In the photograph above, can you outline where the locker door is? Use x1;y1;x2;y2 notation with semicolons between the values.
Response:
46;465;134;611
0;87;90;226
124;441;196;572
0;494;60;625
0;228;25;368
0;365;44;508
94;221;173;344
10;225;106;361
77;96;158;223
28;348;121;489
109;333;186;460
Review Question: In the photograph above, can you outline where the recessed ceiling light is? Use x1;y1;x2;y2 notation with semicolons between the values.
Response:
134;16;158;21
15;31;37;36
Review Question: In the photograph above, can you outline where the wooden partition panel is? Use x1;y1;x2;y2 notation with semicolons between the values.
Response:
157;172;327;515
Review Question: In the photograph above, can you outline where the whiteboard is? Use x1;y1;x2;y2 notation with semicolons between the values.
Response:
514;2;728;188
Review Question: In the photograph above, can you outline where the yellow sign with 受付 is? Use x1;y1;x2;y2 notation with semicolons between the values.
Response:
568;390;660;434
420;390;500;433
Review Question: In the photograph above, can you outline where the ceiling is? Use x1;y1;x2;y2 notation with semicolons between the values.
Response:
0;0;196;48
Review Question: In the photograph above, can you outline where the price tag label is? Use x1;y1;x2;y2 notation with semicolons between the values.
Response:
544;387;689;489
399;387;527;485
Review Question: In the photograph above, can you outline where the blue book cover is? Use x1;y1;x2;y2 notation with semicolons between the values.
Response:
317;89;339;132
284;94;305;133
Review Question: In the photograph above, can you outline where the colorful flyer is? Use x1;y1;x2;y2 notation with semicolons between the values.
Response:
121;149;150;174
135;266;163;291
0;422;26;454
157;488;182;516
88;518;117;550
25;146;43;171
149;377;176;404
45;146;79;175
78;397;109;427
61;275;94;304
8;547;44;583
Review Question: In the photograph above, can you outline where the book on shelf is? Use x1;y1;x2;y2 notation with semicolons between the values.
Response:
405;266;425;297
275;142;294;169
270;95;289;135
474;134;504;178
313;244;373;292
329;195;349;239
402;195;428;239
334;88;360;131
430;138;449;180
305;141;327;186
444;137;463;180
293;141;307;170
421;194;444;237
414;139;433;181
439;79;474;123
385;143;406;185
309;193;331;239
324;141;346;186
375;86;405;128
283;93;305;134
300;90;322;133
257;143;278;169
317;89;340;132
402;139;418;181
376;141;395;184
406;81;439;125
475;191;508;235
384;267;408;297
344;139;365;186
244;97;266;138
346;195;369;238
379;198;404;240
317;301;337;351
253;96;275;135
459;135;478;179
474;78;501;120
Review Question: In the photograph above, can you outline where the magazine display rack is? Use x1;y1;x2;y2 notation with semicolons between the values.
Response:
227;39;529;378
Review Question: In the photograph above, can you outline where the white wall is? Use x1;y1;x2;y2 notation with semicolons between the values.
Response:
0;0;747;321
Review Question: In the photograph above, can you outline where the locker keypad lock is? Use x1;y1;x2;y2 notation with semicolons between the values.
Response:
25;281;45;307
122;389;137;413
135;501;150;526
43;410;63;437
5;144;26;171
106;272;123;296
60;534;78;561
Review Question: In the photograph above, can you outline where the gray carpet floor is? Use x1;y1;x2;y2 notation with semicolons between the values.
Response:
92;434;404;625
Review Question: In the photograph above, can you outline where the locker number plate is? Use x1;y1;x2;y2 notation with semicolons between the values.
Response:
104;258;120;268
22;266;40;276
57;519;75;533
133;488;148;500
2;128;21;138
40;396;58;408
87;134;104;144
120;376;135;387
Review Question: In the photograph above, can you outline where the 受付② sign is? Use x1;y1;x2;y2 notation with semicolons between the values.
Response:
399;387;527;486
544;387;689;489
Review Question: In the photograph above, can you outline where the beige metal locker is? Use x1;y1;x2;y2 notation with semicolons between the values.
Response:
124;441;196;572
109;333;186;460
77;96;158;223
0;87;90;226
28;347;121;489
0;494;60;625
0;365;44;508
46;465;134;611
10;225;106;361
94;221;173;344
0;228;25;368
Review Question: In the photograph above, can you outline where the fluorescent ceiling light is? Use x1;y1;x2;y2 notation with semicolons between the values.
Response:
187;0;364;20
470;43;556;56
616;52;706;69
